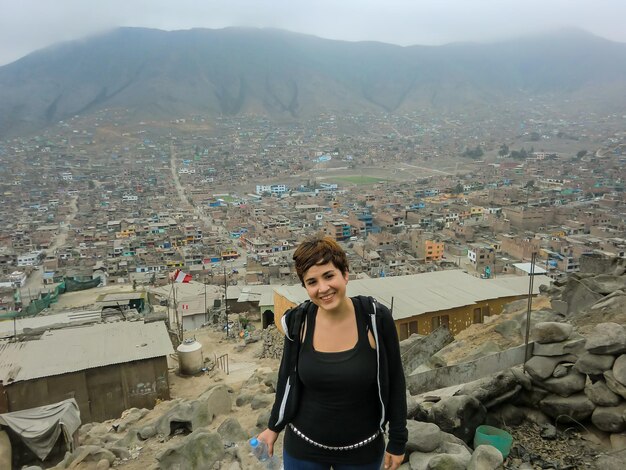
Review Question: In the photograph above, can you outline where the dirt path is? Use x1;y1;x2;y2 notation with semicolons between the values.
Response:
50;195;78;252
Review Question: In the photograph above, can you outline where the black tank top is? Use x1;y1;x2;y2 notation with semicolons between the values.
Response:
284;301;384;464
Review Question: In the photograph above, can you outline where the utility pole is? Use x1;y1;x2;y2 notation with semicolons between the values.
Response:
223;264;229;337
204;277;208;324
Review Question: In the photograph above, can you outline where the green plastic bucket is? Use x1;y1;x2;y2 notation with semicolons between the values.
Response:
473;425;513;458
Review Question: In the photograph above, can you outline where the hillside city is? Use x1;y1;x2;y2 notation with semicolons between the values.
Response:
1;104;626;469
1;108;624;307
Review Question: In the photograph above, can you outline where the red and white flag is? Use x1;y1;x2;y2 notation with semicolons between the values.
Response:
181;303;189;310
172;269;192;283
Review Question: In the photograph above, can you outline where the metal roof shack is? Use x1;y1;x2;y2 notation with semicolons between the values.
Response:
274;270;551;339
0;321;174;422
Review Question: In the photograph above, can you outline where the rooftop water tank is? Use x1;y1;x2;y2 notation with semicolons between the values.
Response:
177;339;203;375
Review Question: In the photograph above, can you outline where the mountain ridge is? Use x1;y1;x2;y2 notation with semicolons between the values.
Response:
1;27;626;137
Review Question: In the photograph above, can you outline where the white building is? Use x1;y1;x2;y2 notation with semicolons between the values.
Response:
17;251;43;267
255;184;287;195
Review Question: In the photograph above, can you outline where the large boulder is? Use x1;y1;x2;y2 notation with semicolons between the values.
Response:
406;420;442;453
613;354;626;386
114;408;149;433
409;450;439;470
67;446;116;466
455;370;521;408
558;277;604;315
525;354;577;381
428;396;487;444
251;394;274;410
217;417;249;443
494;320;521;341
533;338;585;357
467;445;504;470
156;431;224;469
199;384;233;419
583;275;626;295
235;393;253;407
532;322;573;344
407;439;472;470
585;380;622;407
586;323;626;355
540;369;586;397
517;309;561;339
591;404;626;433
605;371;626;399
154;399;211;436
407;396;430;422
574;353;616;375
539;393;596;422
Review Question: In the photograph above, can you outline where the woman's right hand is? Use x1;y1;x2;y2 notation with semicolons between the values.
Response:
257;429;279;456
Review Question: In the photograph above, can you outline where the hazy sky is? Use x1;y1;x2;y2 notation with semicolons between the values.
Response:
1;0;625;66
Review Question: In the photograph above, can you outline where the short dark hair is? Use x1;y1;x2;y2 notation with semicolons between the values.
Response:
293;236;349;286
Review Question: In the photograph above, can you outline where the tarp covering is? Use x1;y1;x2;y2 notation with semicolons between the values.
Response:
0;276;101;321
64;277;100;292
0;398;81;460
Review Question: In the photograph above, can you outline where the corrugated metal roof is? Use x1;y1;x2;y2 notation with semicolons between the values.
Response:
0;321;174;384
0;310;102;339
274;270;551;321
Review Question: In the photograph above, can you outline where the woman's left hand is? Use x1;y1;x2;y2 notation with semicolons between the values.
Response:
384;451;404;469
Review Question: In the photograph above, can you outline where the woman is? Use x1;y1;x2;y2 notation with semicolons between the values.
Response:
257;236;407;470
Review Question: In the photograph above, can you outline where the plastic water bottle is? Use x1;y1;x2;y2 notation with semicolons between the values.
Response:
249;437;282;469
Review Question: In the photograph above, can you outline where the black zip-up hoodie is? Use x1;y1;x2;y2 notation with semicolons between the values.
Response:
267;295;408;456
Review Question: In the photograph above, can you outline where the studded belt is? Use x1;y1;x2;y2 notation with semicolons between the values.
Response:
288;423;380;451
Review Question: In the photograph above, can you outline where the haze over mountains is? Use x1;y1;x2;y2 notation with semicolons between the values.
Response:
1;27;626;137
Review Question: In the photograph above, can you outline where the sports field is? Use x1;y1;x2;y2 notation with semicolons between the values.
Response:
331;175;387;185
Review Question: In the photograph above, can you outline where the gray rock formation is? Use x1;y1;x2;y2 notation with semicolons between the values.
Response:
532;322;573;344
591;404;626;433
533;338;585;357
156;430;224;469
428;396;487;444
574;352;616;375
494;319;520;341
455;370;521;408
467;445;504;470
406;420;442;453
586;323;626;355
540;369;586;397
585;380;622;406
539;393;596;421
605;371;626;399
613;354;626;386
67;446;116;467
217;417;249;442
200;384;233;419
525;354;577;380
251;394;273;410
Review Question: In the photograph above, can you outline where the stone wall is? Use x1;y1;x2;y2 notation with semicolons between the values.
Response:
407;320;626;469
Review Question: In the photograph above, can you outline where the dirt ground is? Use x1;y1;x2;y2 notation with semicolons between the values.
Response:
66;323;281;470
34;288;616;469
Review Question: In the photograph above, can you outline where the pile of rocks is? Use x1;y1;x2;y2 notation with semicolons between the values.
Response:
406;320;626;468
524;321;626;447
258;325;285;359
543;266;626;327
399;420;504;470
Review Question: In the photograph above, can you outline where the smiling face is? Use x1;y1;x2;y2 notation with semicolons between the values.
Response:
302;261;349;312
